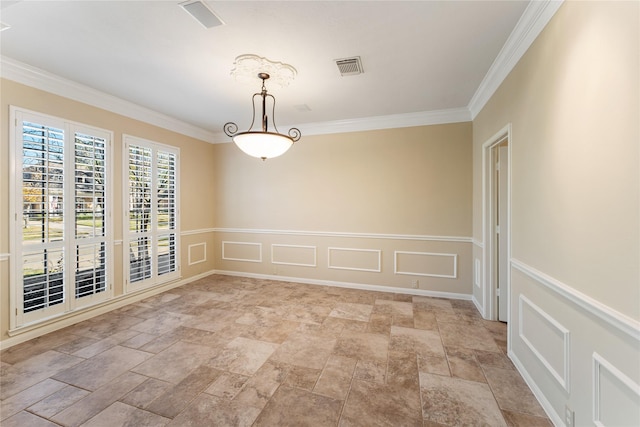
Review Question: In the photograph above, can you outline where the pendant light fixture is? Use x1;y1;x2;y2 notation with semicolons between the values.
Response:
224;72;301;161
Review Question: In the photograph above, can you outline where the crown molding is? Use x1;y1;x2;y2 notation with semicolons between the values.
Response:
468;0;564;119
212;107;472;143
0;56;217;143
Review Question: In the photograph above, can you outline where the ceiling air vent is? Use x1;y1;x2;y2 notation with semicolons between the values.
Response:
335;57;363;76
180;0;224;29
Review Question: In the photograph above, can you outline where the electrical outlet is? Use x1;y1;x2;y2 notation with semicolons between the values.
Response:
411;279;419;289
564;405;574;427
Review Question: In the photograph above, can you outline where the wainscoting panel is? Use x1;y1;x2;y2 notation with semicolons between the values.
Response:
213;229;473;296
221;241;262;263
272;244;317;267
509;260;640;427
328;247;381;272
593;353;640;427
188;242;207;266
394;251;457;278
519;295;570;392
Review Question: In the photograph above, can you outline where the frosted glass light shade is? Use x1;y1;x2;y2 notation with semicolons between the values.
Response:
233;131;293;160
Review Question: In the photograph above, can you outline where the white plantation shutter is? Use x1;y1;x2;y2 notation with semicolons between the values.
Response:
11;108;113;327
125;136;179;291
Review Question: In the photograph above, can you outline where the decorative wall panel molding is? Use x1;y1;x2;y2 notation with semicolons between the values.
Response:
592;352;640;427
519;295;571;392
182;228;216;236
474;258;482;288
512;259;640;341
271;244;317;267
327;247;381;272
221;241;262;263
213;227;472;243
188;242;207;266
394;251;457;278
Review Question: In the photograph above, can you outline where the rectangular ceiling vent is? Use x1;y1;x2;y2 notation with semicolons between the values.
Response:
335;57;363;76
180;1;224;29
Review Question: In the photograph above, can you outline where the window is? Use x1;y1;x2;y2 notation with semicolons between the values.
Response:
124;135;179;292
10;108;113;327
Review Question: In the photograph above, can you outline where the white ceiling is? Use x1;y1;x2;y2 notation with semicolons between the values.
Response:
0;1;531;142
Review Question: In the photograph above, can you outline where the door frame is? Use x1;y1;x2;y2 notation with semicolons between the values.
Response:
481;124;512;323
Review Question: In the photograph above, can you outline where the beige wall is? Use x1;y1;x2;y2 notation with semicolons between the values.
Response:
472;2;639;425
212;124;473;294
0;79;217;345
214;124;472;236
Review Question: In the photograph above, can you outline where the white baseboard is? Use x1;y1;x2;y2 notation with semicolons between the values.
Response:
213;269;472;301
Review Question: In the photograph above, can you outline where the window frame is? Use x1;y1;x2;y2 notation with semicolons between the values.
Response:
9;106;114;330
123;134;180;293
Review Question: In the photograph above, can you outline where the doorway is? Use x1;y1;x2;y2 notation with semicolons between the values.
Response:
482;125;511;323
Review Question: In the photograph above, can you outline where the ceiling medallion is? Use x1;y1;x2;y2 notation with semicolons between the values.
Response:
230;54;297;89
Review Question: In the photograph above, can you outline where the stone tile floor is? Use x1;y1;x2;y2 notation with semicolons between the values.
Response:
1;275;552;426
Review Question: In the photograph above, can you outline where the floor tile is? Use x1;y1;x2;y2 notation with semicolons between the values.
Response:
1;410;60;427
333;330;389;362
0;275;551;427
390;325;445;358
145;365;220;418
168;393;260;427
131;341;215;383
208;337;279;376
53;345;151;391
445;346;486;383
27;385;90;418
0;350;84;400
271;331;337;369
419;372;507;426
328;302;373;322
340;379;422;427
313;354;357;399
502;409;554;426
50;371;147;426
120;377;172;409
82;401;170;426
254;385;343;427
0;378;66;421
437;321;501;352
483;366;548;417
204;371;249;399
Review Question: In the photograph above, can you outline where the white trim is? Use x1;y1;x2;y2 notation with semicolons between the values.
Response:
221;241;262;263
474;258;481;288
1;56;216;143
519;295;571;392
278;108;472;140
472;239;484;248
394;251;458;279
327;247;381;273
511;258;640;342
0;253;10;261
468;0;564;118
592;352;640;427
214;270;472;301
181;228;216;236
271;244;317;268
188;242;207;266
213;227;472;243
509;348;563;426
481;124;512;322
